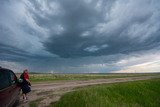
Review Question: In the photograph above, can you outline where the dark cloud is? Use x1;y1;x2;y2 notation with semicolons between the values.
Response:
40;0;160;58
0;0;160;72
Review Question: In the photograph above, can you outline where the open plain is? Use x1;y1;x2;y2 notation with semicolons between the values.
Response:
17;74;160;107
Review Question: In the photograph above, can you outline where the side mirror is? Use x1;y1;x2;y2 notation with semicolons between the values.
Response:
18;78;23;83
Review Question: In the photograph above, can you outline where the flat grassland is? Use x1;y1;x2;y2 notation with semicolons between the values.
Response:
52;78;160;107
18;73;160;83
17;73;160;107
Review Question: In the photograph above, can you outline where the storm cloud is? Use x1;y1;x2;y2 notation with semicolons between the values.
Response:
0;0;160;73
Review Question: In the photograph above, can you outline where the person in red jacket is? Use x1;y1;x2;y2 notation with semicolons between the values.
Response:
20;69;31;102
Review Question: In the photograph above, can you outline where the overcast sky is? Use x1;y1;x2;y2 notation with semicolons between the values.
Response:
0;0;160;73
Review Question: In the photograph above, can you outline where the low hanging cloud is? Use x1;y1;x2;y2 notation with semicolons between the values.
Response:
0;0;160;73
43;0;160;58
84;44;108;52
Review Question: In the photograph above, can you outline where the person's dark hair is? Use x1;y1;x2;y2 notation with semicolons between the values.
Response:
23;69;28;73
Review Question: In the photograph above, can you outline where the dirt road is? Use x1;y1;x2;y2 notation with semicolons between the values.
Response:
18;75;160;107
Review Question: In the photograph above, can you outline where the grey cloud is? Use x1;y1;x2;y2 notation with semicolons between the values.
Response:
0;0;160;73
0;43;55;63
0;0;57;62
84;44;108;52
39;0;160;58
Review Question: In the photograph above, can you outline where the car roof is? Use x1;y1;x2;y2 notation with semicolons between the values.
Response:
0;67;12;72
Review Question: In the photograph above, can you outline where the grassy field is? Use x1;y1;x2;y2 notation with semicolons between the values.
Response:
50;78;160;107
16;73;160;83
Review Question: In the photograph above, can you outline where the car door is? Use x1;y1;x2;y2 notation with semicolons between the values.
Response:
8;71;20;106
0;70;12;107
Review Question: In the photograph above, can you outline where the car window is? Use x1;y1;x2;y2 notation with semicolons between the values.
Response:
0;70;10;90
9;71;17;85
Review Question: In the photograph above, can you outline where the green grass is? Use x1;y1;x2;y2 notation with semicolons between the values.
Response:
51;78;160;107
25;73;160;83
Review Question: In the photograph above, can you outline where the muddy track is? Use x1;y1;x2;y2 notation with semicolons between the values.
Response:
18;76;160;107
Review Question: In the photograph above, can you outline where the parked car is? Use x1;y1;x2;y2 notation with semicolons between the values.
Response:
0;67;21;107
